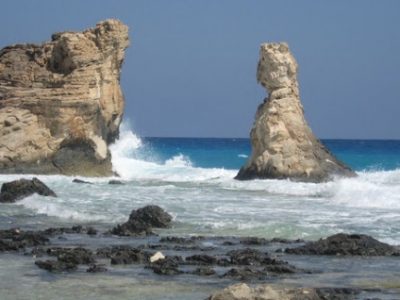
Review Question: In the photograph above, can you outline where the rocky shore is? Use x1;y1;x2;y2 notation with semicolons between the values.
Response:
0;219;398;299
1;178;399;299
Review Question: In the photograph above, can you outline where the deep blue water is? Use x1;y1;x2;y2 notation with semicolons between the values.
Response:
141;138;400;171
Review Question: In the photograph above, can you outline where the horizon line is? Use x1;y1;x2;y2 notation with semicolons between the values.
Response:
140;136;400;141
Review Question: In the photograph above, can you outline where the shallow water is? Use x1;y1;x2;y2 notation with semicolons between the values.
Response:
0;124;399;299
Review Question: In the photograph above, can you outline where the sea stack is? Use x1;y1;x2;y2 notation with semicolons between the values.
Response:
0;19;129;176
236;43;355;182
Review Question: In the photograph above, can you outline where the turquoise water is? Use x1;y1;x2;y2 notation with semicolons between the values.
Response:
140;137;400;171
0;126;400;299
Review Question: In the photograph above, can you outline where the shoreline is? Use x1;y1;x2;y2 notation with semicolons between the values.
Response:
0;204;399;299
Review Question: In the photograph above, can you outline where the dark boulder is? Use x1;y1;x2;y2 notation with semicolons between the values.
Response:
228;248;269;265
129;205;172;228
0;239;19;252
285;233;400;256
111;205;172;236
86;264;107;273
35;259;78;272
223;267;267;280
86;227;98;235
240;237;268;245
46;247;95;265
0;177;56;203
263;264;297;274
0;228;49;251
35;247;96;273
185;254;217;265
315;288;361;300
43;225;97;236
192;267;216;276
159;236;203;244
108;247;150;265
150;256;182;275
270;237;305;243
108;180;124;185
72;178;93;184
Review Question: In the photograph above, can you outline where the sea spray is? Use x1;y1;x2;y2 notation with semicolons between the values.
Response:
1;127;399;244
109;123;234;181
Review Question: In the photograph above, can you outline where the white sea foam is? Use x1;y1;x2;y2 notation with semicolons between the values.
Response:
109;122;142;158
108;124;400;210
238;154;248;158
1;124;399;243
110;125;235;181
17;195;109;221
165;154;192;167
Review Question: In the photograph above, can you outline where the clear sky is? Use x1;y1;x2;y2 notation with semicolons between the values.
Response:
1;0;399;139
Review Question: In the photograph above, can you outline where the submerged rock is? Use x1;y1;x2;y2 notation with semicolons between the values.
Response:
0;228;49;251
240;237;268;245
285;233;400;256
111;205;173;236
150;256;182;275
42;225;97;236
35;259;78;272
46;247;95;265
108;180;124;185
159;236;204;244
0;177;56;203
208;283;360;300
223;267;268;281
228;248;270;265
0;19;129;176
35;247;96;273
110;250;149;265
236;43;355;182
72;179;93;184
100;246;151;265
185;254;217;265
192;266;216;276
86;264;107;273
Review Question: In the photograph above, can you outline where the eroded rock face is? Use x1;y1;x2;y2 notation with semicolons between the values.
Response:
236;43;355;182
208;283;359;300
0;19;129;176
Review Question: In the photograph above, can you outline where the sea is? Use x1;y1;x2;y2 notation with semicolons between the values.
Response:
0;123;399;299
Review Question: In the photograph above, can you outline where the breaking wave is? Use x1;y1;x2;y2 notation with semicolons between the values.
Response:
109;124;400;211
3;123;398;243
110;124;235;181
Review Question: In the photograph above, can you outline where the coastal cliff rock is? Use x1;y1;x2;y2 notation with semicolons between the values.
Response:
0;19;129;176
236;43;355;182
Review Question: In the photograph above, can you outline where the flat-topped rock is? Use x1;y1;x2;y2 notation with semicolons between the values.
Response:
285;233;400;256
236;43;355;182
0;19;129;176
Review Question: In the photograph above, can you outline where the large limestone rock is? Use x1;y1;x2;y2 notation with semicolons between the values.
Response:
0;19;129;176
208;283;359;300
236;43;355;182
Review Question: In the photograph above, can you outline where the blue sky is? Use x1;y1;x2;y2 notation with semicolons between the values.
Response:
1;0;399;138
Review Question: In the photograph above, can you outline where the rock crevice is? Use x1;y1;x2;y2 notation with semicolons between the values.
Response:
0;19;129;176
236;43;355;182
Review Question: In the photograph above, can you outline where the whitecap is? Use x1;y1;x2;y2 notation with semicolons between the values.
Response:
17;195;109;221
